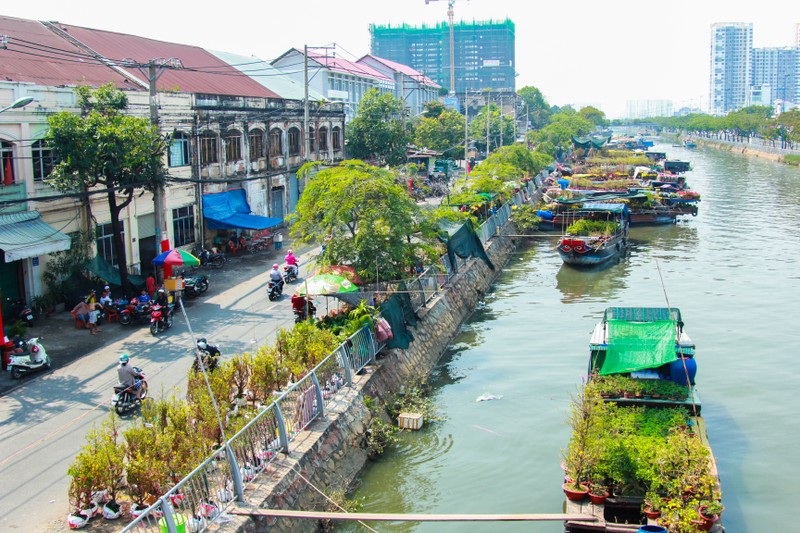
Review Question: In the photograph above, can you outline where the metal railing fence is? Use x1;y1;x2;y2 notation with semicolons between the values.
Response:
120;179;536;532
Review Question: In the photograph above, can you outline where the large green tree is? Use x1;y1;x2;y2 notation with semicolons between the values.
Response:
517;85;552;129
290;160;441;282
345;89;410;166
413;109;466;160
579;106;609;128
46;84;167;294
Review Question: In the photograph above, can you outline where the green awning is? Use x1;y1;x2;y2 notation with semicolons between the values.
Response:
600;319;677;375
0;211;71;262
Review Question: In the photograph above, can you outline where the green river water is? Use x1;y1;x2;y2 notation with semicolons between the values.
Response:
340;141;800;533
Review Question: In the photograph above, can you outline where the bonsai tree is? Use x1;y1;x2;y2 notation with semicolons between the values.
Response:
562;385;606;490
250;345;292;403
94;414;127;512
67;451;103;515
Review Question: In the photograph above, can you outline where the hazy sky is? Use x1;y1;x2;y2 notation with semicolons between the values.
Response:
4;1;799;117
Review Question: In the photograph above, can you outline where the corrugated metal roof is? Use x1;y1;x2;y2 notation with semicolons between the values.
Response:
210;50;325;101
359;55;440;88
53;23;280;98
0;210;71;261
0;15;133;89
308;51;393;82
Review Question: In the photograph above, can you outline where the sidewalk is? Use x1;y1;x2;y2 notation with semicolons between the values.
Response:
0;235;313;397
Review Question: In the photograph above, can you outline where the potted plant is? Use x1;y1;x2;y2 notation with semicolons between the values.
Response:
66;451;103;528
642;492;664;519
94;415;127;519
588;478;610;505
562;387;605;501
697;500;724;530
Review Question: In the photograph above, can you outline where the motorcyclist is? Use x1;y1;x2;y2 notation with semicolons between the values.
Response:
196;338;221;371
154;287;169;307
284;249;299;278
269;264;284;292
117;354;143;400
291;293;315;320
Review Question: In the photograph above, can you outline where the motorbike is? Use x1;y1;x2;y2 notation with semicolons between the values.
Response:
8;297;34;327
112;367;148;415
267;278;283;301
149;303;174;336
119;299;151;326
293;301;316;323
184;274;210;298
283;264;298;283
197;248;226;269
192;338;220;372
7;337;50;379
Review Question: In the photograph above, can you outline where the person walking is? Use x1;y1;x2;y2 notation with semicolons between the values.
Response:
146;273;156;299
87;302;101;334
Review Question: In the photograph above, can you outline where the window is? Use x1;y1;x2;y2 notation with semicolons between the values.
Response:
249;129;264;160
32;140;54;181
1;141;15;185
269;128;283;157
199;132;218;165
168;132;190;167
96;222;124;267
308;126;316;152
172;206;195;248
225;130;242;162
319;126;329;151
332;126;342;151
288;127;301;156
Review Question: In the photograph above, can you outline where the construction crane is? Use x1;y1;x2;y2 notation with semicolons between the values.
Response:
425;0;456;94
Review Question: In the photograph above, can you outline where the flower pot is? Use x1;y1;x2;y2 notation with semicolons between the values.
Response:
103;501;122;520
67;511;90;529
562;482;589;502
642;506;661;519
589;490;609;505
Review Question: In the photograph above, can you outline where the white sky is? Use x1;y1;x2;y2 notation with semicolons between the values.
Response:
4;1;799;118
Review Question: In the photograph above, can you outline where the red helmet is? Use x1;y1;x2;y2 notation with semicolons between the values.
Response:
273;264;279;269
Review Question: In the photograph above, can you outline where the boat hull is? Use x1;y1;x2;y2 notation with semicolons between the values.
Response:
558;234;626;266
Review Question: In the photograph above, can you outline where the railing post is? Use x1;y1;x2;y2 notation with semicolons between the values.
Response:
158;496;177;533
337;346;353;386
310;372;325;418
366;327;378;364
274;403;290;453
226;442;245;502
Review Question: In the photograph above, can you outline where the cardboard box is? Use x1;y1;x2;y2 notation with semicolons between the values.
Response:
398;412;424;430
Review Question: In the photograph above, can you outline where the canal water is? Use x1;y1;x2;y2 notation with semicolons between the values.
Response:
340;142;800;533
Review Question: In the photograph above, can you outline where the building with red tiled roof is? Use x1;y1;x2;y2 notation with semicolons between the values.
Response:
357;54;441;118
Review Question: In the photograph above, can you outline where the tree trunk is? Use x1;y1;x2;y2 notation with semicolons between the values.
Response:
106;188;135;298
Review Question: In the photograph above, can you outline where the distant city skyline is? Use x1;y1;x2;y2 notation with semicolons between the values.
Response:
2;1;799;118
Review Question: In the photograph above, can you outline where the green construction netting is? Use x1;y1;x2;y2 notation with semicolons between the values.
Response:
380;292;417;349
600;319;677;375
439;220;494;273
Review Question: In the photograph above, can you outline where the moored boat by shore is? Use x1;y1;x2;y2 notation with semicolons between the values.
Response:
557;204;629;266
562;307;724;533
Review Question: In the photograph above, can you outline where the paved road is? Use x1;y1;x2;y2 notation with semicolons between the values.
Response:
0;243;325;532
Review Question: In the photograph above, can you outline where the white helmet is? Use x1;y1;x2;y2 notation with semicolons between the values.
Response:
288;249;293;254
197;340;207;350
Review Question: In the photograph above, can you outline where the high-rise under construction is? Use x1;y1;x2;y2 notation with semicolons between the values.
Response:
369;19;515;96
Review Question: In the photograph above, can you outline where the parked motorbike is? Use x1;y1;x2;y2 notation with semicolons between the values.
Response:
7;337;50;379
293;301;316;323
119;299;151;326
192;338;220;372
184;274;210;298
197;248;226;269
149;303;174;336
8;297;34;327
112;367;148;415
283;265;298;283
267;279;283;301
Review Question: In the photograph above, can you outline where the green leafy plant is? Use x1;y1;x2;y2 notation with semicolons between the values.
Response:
511;204;542;234
566;218;619;236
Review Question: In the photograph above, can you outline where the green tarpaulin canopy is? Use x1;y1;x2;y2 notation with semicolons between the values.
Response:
600;319;677;375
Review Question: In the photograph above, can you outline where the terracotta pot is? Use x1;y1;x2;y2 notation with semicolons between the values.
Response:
562;482;589;502
642;506;661;519
589;490;609;504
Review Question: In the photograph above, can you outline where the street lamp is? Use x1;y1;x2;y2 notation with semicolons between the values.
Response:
0;96;35;114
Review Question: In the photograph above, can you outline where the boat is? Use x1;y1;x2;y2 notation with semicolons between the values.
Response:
562;307;724;533
662;160;691;173
683;140;697;149
557;203;629;266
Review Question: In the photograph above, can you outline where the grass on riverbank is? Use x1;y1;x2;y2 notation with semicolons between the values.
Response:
783;154;800;166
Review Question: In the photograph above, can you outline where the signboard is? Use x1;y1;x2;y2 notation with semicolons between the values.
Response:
483;59;501;67
443;96;460;110
327;89;349;100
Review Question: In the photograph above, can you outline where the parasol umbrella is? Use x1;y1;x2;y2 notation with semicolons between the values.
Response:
152;249;201;267
295;273;359;296
314;265;364;285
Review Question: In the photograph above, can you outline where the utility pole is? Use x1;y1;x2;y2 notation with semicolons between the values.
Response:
486;91;491;157
464;89;469;175
304;45;310;163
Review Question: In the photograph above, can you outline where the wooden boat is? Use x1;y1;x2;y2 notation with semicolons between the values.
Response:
562;307;724;533
557;204;629;266
683;140;697;149
662;160;691;173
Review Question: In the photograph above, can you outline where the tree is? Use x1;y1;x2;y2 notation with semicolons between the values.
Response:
579;106;609;128
45;84;167;295
422;100;447;119
413;109;466;160
530;110;594;156
469;102;515;154
289;160;441;282
517;85;552;129
345;89;410;166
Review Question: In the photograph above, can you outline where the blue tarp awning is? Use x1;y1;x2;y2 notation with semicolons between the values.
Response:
203;189;282;230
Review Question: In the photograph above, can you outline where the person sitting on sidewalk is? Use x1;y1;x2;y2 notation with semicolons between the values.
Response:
71;300;92;329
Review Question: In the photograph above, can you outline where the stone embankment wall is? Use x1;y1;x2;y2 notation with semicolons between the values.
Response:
695;138;786;163
225;220;522;533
